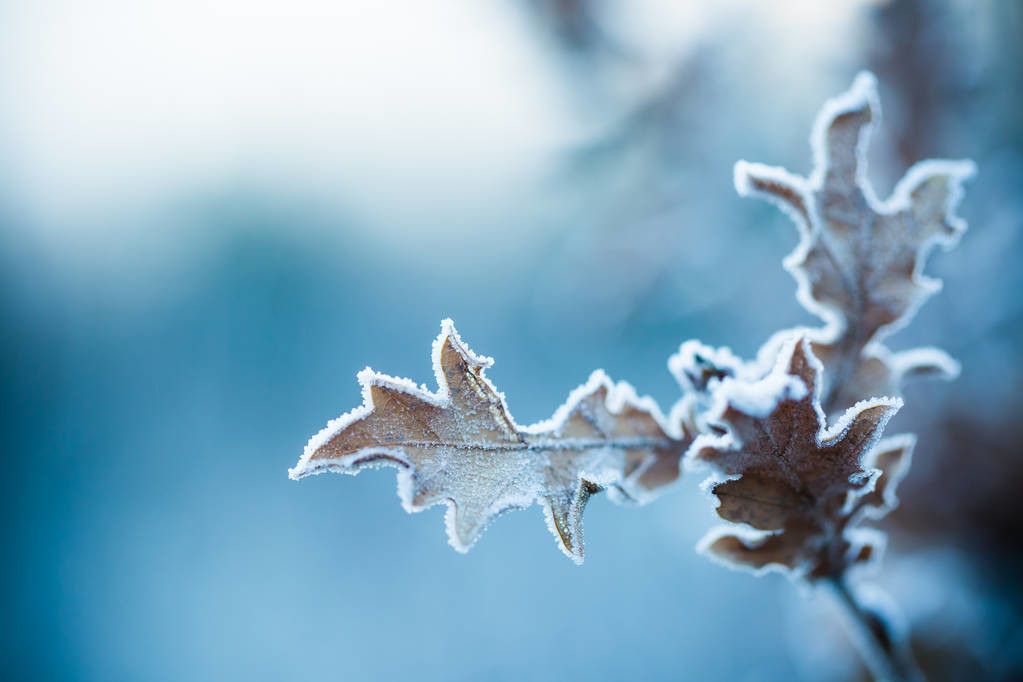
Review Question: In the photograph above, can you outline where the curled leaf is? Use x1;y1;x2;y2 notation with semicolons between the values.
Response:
290;319;691;563
698;522;817;574
851;434;915;520
667;340;749;433
735;72;975;413
669;340;746;395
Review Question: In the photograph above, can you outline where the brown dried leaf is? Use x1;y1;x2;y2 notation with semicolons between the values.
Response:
700;436;913;580
694;337;898;526
290;319;691;563
693;335;901;577
700;521;817;573
734;72;974;413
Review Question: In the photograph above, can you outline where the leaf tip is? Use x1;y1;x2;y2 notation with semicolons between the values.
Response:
542;488;595;565
822;395;902;455
733;159;755;196
891;346;961;384
809;71;879;189
850;70;879;102
432;318;495;392
443;503;483;555
832;70;879;123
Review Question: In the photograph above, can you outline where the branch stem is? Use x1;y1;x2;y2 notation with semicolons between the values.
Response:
824;576;924;682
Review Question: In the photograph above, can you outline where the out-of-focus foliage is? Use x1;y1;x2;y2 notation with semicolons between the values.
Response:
735;71;973;417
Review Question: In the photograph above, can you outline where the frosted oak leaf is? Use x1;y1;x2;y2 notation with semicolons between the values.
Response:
290;319;692;563
692;335;902;578
702;435;915;579
735;72;975;413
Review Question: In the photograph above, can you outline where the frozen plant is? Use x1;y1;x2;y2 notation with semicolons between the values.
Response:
290;73;974;682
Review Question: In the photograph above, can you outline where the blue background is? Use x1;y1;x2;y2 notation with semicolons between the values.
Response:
3;1;1021;680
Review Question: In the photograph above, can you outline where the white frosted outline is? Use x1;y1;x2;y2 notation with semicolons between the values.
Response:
887;345;960;383
667;340;748;391
538;498;578;564
819;395;902;449
838;467;883;518
696;522;890;581
696;524;801;578
538;467;622;566
523;368;684;441
844;526;888;577
694;470;740;509
290;318;687;562
854;433;916;522
696;514;890;581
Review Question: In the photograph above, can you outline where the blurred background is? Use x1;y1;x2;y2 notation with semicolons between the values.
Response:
2;0;1021;680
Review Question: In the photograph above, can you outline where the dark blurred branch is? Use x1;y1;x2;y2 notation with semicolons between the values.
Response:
521;0;639;64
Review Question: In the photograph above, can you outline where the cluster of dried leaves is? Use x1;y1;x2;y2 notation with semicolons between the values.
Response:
692;336;909;578
698;72;973;577
290;72;972;583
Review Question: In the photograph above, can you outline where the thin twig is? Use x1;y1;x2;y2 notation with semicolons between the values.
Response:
824;576;924;682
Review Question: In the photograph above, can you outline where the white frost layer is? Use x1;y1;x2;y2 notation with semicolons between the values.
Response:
820;395;902;447
857;433;916;521
696;525;793;578
716;371;807;419
887;345;960;383
290;318;685;563
523;367;683;441
808;70;880;198
707;334;810;420
668;340;745;389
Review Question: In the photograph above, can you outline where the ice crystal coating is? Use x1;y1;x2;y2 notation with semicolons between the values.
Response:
734;71;975;414
290;319;692;563
667;340;751;434
693;335;903;578
669;341;746;394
